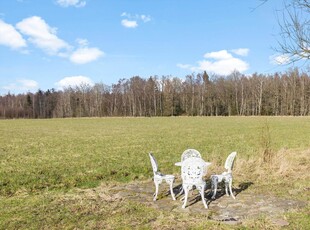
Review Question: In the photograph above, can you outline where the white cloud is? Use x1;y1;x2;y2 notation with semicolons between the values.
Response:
16;16;70;55
197;58;249;75
231;48;249;56
178;49;250;76
55;76;94;89
56;0;86;8
121;12;151;28
141;15;151;23
70;47;104;64
269;54;290;65
76;38;89;47
1;16;104;64
177;64;193;69
69;38;104;64
0;19;27;49
204;50;233;60
121;12;130;17
3;79;39;92
19;79;38;89
121;19;138;28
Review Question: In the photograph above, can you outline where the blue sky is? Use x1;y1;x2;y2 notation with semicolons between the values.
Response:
0;0;294;95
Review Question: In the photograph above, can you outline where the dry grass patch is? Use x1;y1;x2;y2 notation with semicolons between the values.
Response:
229;148;310;200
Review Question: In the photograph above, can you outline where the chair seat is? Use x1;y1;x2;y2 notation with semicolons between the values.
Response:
163;174;175;179
154;173;174;180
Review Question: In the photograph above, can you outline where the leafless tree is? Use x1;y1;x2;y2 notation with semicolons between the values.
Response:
255;1;309;63
275;0;310;63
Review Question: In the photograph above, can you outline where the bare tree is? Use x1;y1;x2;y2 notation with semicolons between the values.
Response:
255;1;309;63
276;0;310;63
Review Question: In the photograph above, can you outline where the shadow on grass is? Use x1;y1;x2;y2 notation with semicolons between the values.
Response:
171;180;254;208
209;181;254;199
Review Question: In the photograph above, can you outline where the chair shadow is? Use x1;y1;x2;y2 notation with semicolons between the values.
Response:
172;183;184;198
234;181;254;195
205;181;254;206
172;180;254;207
160;183;183;198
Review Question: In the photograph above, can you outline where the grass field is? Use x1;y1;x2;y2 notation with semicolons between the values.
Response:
0;117;309;229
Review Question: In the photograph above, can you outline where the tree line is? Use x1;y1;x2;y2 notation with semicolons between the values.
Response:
1;69;310;119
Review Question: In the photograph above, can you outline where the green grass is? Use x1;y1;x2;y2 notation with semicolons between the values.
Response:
0;117;309;229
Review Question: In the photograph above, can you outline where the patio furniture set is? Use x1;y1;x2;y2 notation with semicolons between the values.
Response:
148;149;237;209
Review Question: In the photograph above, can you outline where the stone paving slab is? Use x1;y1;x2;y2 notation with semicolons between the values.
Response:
109;179;307;226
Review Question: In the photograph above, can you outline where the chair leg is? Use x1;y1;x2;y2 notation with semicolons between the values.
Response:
166;179;176;200
199;184;208;209
177;186;184;197
211;176;218;199
180;186;195;201
229;179;235;199
176;186;185;201
182;186;189;208
153;180;159;201
225;181;229;196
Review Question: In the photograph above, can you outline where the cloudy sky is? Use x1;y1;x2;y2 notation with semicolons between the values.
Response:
0;0;293;94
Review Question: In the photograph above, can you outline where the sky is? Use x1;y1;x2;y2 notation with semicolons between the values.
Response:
0;0;298;95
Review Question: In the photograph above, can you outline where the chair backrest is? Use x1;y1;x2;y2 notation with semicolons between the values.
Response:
181;157;211;184
149;152;158;174
181;149;202;161
224;151;237;172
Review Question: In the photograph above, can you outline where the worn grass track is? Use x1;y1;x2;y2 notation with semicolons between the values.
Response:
0;117;309;229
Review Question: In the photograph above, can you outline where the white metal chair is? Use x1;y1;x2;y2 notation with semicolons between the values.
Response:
175;149;202;196
181;157;211;209
210;151;237;199
148;152;176;201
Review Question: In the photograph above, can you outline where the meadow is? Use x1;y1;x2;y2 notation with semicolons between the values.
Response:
0;117;309;229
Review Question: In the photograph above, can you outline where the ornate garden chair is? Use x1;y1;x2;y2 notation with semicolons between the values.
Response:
210;151;237;199
175;149;202;197
181;157;211;209
149;152;176;201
